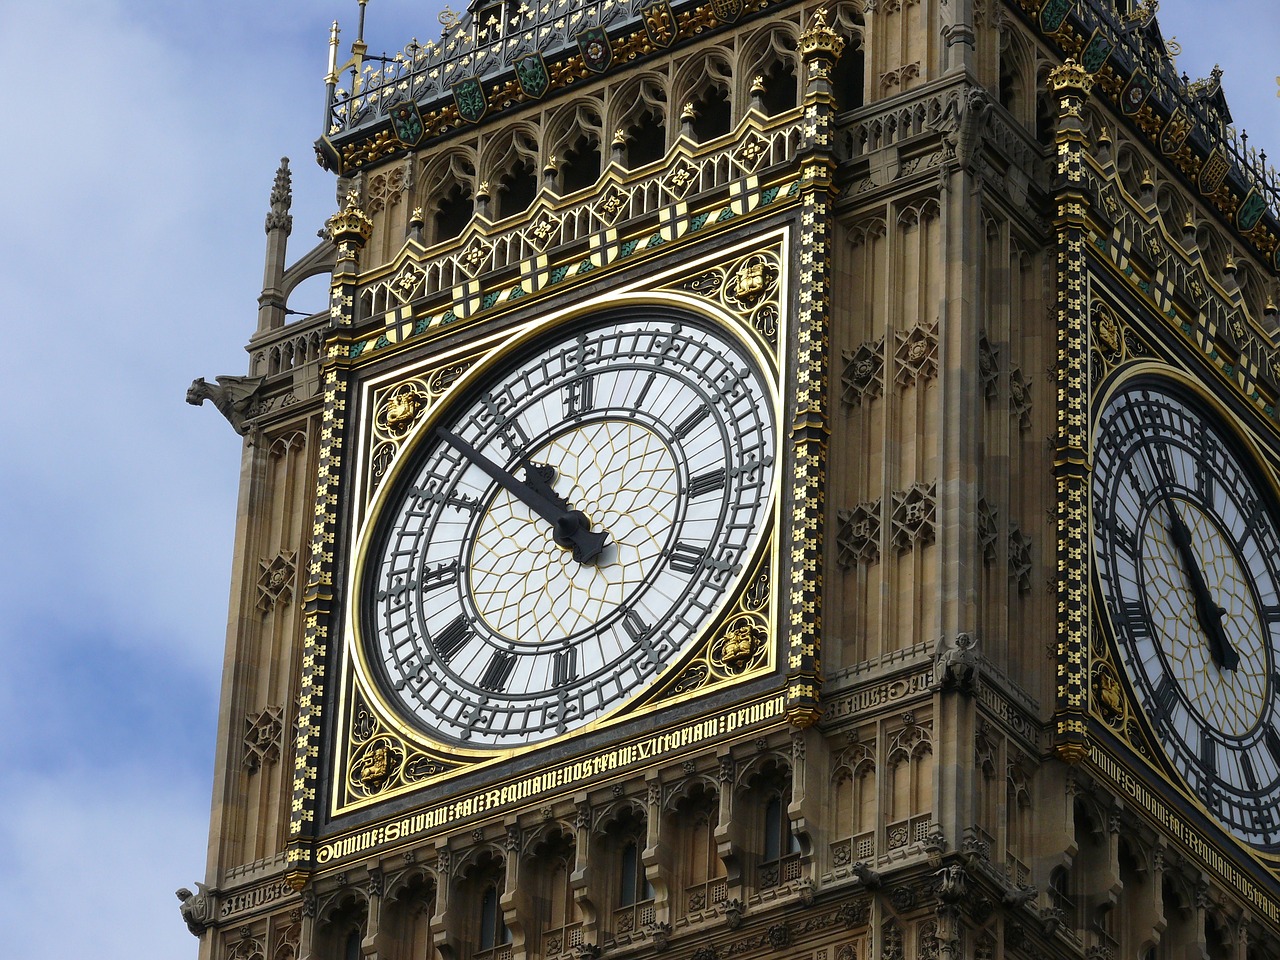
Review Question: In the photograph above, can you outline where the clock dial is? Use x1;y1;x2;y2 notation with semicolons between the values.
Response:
357;310;777;749
1093;378;1280;849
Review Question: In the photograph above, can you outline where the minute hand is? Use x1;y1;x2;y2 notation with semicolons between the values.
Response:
1164;501;1240;671
437;428;608;564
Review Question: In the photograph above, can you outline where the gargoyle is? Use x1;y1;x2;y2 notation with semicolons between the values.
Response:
851;861;883;889
187;375;265;435
1003;884;1039;908
935;862;968;903
929;85;992;170
176;883;213;936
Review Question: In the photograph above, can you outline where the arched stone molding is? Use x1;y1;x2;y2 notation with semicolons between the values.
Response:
544;98;606;196
671;49;734;143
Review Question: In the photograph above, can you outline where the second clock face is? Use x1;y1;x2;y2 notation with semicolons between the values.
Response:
1093;377;1280;849
358;310;777;750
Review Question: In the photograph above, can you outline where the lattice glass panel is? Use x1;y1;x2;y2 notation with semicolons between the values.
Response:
1006;854;1029;887
854;831;874;860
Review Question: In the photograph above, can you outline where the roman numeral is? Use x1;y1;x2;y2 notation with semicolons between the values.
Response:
620;608;661;664
621;608;650;642
1264;727;1280;769
688;467;726;498
1111;522;1138;558
1241;499;1266;540
433;614;473;663
1200;730;1218;778
674;405;710;440
669;542;707;574
553;647;578;687
633;371;656;409
1121;600;1152;636
1242;751;1260;792
1152;442;1178;487
478;650;517;692
479;394;530;457
1195;461;1215;501
564;376;594;417
419;561;459;594
1155;675;1179;718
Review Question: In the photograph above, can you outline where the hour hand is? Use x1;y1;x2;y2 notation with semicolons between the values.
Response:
522;462;609;563
437;429;608;565
1164;501;1240;671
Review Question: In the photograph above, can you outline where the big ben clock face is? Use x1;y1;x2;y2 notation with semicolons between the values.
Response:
1092;375;1280;849
356;308;777;750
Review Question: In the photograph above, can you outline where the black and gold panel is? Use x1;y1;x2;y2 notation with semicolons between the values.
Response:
329;233;791;816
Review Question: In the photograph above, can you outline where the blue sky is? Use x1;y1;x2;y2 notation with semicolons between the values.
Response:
0;1;1275;957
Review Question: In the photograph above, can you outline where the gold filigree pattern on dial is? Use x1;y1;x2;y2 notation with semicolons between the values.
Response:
370;364;473;491
471;422;678;642
1140;500;1268;735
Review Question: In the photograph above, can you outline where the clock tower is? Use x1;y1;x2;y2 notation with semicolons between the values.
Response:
185;1;1280;959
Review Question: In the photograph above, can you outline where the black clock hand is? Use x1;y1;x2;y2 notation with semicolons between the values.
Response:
437;429;609;564
1163;500;1240;671
1131;444;1240;671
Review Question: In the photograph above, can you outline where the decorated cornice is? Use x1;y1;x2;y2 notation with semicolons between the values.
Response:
332;109;806;359
316;0;776;174
1011;0;1280;277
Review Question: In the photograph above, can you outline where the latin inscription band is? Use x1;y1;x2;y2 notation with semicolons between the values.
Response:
318;695;786;864
1090;745;1280;925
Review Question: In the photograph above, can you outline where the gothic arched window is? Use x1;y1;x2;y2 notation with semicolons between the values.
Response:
669;782;724;919
478;883;510;954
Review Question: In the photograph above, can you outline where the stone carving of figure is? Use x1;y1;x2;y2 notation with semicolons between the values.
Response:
176;883;213;936
187;376;265;435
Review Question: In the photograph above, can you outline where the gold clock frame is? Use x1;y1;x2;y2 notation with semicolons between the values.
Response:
329;232;794;816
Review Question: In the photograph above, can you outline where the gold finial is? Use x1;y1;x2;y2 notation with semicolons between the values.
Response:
476;180;491;201
681;101;697;122
543;156;558;176
325;189;373;247
751;75;766;96
612;127;628;147
1184;211;1195;229
408;206;425;243
1265;295;1277;317
798;6;844;62
1224;253;1237;275
1096;123;1111;146
1048;59;1094;95
327;21;340;83
1140;168;1154;189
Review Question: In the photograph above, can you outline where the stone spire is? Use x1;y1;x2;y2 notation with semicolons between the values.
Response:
258;158;293;332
